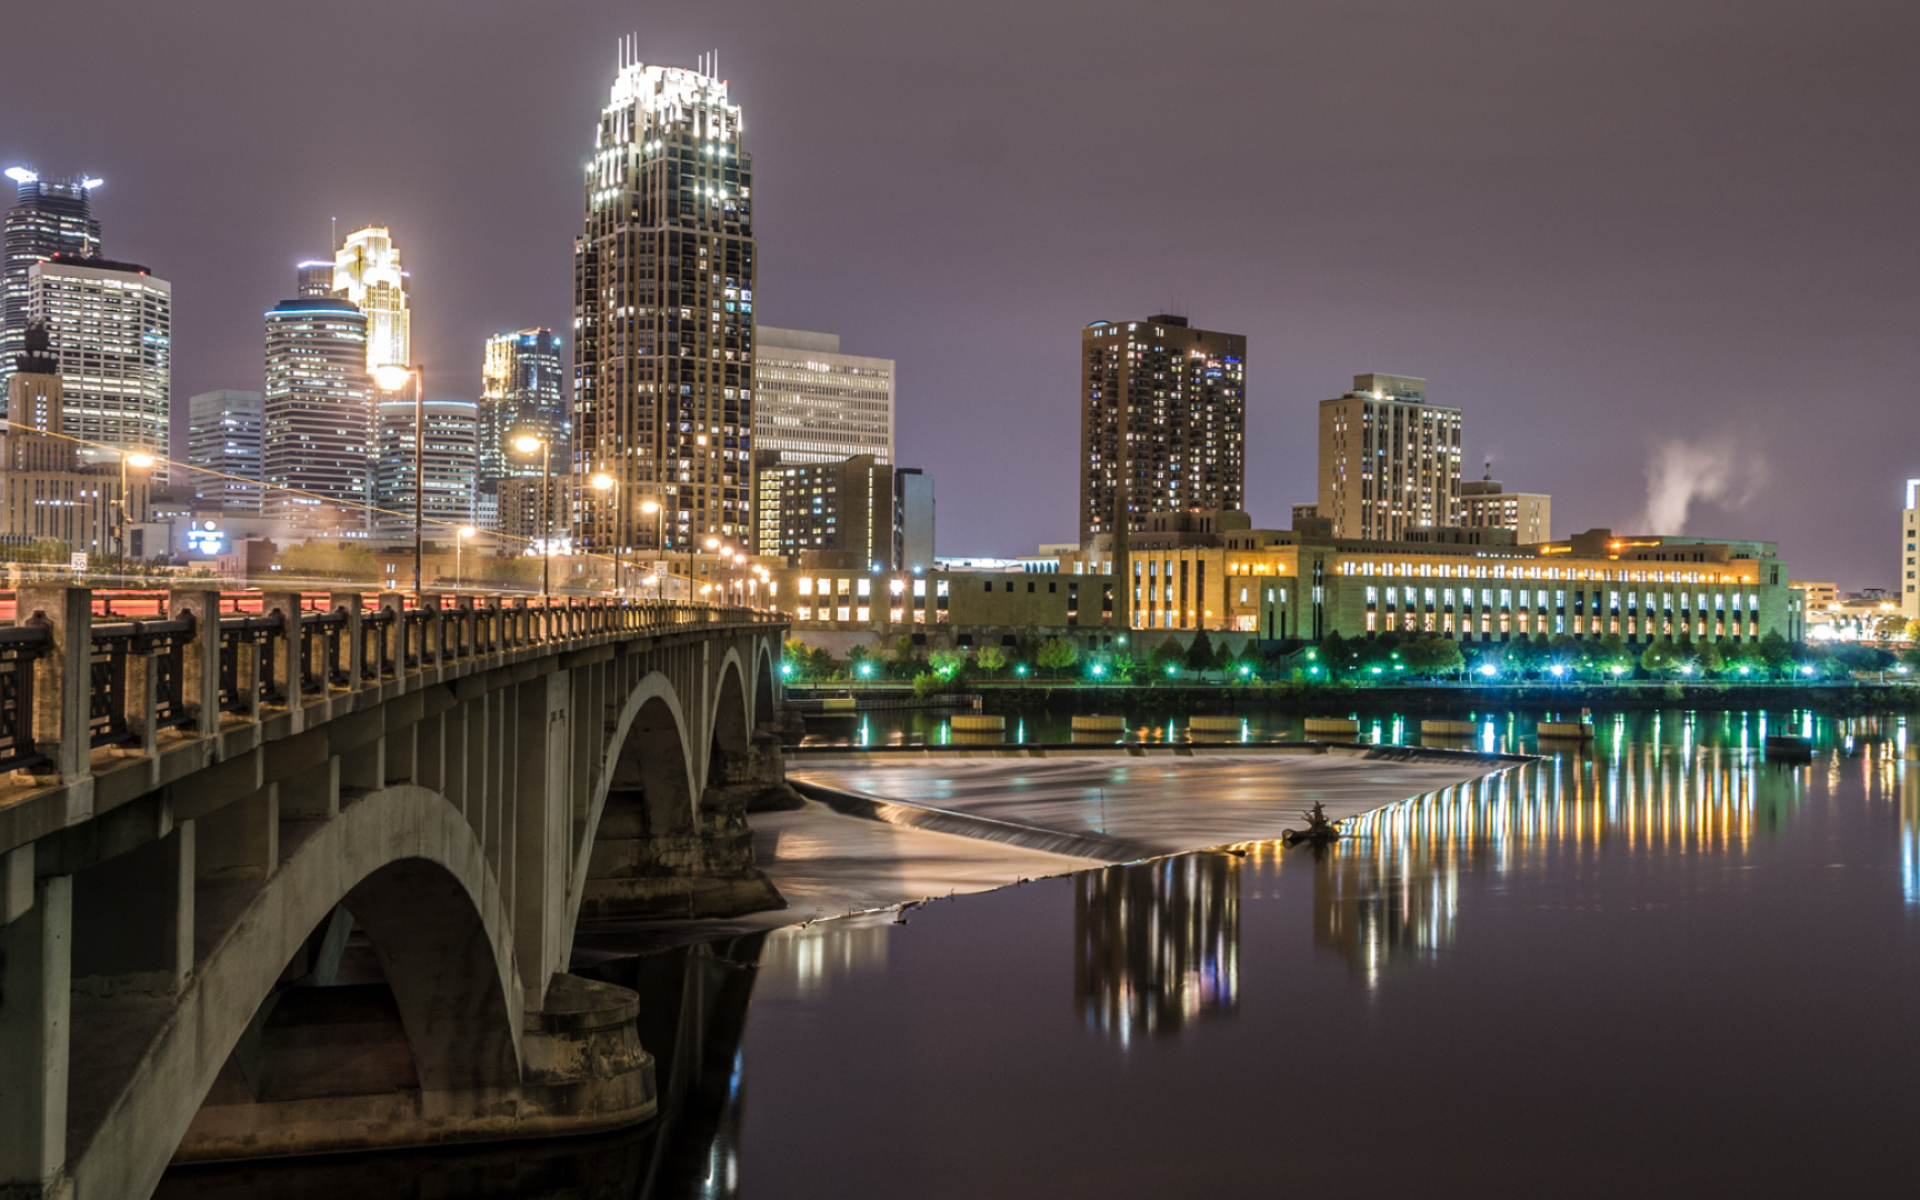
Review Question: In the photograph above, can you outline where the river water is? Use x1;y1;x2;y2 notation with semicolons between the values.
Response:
165;709;1920;1197
733;709;1920;1197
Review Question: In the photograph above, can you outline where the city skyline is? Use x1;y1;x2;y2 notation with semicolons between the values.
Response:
4;1;1917;586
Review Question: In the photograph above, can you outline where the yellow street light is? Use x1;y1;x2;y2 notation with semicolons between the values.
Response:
515;435;552;598
456;525;475;589
116;451;156;579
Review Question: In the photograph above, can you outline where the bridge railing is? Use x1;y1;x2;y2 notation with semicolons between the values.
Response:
0;587;781;785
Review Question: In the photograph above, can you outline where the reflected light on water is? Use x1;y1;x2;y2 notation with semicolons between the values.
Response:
1074;854;1239;1046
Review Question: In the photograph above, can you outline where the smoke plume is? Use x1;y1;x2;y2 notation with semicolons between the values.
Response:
1640;437;1766;535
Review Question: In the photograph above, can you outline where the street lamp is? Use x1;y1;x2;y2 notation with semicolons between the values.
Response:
117;451;155;580
591;473;620;595
456;525;475;589
515;434;552;599
703;536;720;604
640;499;662;598
372;363;426;597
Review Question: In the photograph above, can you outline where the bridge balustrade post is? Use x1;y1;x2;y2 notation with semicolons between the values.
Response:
260;592;303;716
421;594;443;670
378;592;406;675
18;585;90;785
120;620;161;758
170;589;221;731
0;874;71;1194
330;591;365;694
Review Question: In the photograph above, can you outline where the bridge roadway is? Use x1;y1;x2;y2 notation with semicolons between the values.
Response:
0;586;790;1199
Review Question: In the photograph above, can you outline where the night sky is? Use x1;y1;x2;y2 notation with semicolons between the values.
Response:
6;0;1915;585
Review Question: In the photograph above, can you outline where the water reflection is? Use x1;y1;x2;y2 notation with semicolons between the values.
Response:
1074;854;1240;1044
756;923;890;1002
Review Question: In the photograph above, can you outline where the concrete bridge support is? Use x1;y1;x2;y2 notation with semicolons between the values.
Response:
0;589;788;1199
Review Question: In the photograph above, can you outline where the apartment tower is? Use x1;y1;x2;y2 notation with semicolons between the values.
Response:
1079;315;1246;549
1;169;102;391
574;44;756;558
1317;373;1462;541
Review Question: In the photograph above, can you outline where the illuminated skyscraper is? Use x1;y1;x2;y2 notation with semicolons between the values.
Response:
2;168;103;391
28;256;171;477
332;226;410;372
574;44;756;557
187;389;265;514
263;284;373;529
1902;480;1919;623
479;328;567;484
373;397;478;538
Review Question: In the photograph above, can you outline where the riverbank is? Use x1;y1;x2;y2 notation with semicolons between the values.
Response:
792;679;1912;716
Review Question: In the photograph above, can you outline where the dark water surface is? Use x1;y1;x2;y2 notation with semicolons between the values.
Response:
166;710;1920;1198
741;710;1920;1198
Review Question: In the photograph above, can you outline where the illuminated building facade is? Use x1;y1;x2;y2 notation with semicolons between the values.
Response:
1460;471;1550;544
0;323;147;554
753;327;894;464
332;226;410;372
187;389;264;514
1;169;102;392
574;46;756;559
373;397;479;538
479;328;568;483
1903;480;1919;624
27;256;171;479
262;292;373;529
1079;315;1246;547
1318;373;1463;541
752;451;930;568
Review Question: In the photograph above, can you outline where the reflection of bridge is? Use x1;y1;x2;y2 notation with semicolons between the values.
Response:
0;587;788;1199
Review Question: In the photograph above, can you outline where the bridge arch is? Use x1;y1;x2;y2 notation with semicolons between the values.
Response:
71;785;518;1200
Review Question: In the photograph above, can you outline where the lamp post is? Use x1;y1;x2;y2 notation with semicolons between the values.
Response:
117;451;155;581
704;536;720;605
372;364;426;597
640;499;662;599
456;525;475;589
591;473;620;594
515;434;551;599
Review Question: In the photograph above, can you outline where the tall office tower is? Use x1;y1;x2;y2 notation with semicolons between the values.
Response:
372;397;479;538
479;328;567;483
1079;316;1246;549
263;289;373;529
28;256;171;476
574;46;756;558
0;321;145;553
1902;481;1920;624
1317;373;1463;541
753;327;894;464
332;226;410;372
187;390;265;513
1;169;102;391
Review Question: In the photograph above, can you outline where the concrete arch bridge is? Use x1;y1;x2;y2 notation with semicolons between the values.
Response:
0;586;790;1199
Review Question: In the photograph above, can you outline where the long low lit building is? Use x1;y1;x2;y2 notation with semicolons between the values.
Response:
770;519;1804;651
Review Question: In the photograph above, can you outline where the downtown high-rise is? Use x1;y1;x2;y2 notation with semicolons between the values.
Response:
263;281;373;529
753;326;894;464
333;225;410;372
1079;315;1246;547
574;47;756;556
479;328;567;483
1;169;102;392
28;256;172;475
